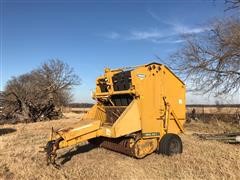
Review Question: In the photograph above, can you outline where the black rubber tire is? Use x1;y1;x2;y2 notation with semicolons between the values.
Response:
158;133;182;155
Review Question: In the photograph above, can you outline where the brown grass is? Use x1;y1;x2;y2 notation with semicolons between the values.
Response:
0;113;239;180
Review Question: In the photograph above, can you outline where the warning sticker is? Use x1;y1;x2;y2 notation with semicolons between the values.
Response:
137;74;146;80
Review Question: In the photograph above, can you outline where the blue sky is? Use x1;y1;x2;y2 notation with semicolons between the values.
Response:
1;0;239;103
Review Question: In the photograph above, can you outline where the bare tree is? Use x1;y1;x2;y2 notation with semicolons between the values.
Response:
168;18;240;96
34;59;80;106
225;0;240;10
2;59;80;122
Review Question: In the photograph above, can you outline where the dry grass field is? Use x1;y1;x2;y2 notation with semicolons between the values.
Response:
0;113;239;180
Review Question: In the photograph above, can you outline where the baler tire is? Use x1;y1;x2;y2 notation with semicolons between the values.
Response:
158;133;182;156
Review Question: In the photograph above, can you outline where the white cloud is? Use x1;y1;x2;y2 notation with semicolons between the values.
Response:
101;10;209;44
126;28;185;44
128;29;163;40
147;9;163;23
151;38;185;44
103;32;120;39
147;10;209;34
173;24;209;34
103;25;206;44
147;10;210;34
172;39;185;43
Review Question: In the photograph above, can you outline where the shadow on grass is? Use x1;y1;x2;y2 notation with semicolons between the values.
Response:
0;128;17;136
58;143;96;165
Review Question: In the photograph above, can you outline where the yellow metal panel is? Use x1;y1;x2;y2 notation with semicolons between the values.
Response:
100;125;113;137
112;100;141;137
130;64;185;135
82;104;107;123
131;65;162;134
59;130;100;148
81;104;98;120
57;119;101;141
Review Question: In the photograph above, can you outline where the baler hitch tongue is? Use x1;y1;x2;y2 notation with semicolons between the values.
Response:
44;138;62;169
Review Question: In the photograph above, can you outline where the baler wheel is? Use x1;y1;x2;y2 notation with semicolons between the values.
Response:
158;133;182;155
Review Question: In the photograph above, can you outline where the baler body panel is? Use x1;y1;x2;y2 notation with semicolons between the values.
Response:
130;64;185;136
112;100;141;137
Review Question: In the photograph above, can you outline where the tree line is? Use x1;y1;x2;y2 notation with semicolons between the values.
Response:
1;59;80;123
